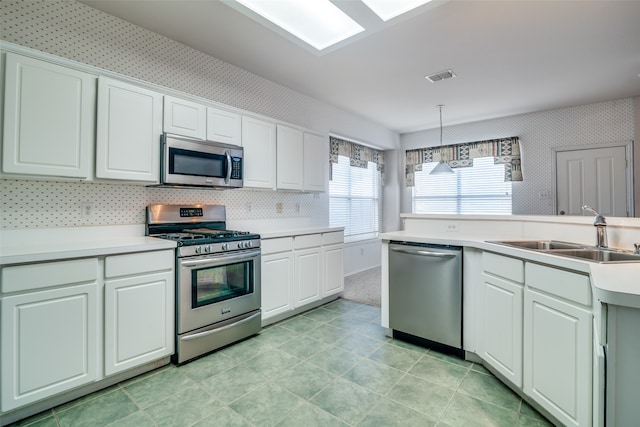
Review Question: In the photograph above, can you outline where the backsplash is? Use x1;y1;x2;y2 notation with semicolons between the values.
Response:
0;180;326;229
0;0;391;231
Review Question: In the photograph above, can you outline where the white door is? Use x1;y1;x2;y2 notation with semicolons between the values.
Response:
304;133;327;192
96;77;163;182
523;288;592;427
294;248;322;307
556;146;629;216
478;273;523;387
1;284;98;411
276;125;304;191
104;272;173;375
323;244;344;297
206;107;241;145
241;116;277;189
163;96;207;139
2;53;96;178
261;252;295;319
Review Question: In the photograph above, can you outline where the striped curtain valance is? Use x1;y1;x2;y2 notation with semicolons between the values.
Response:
405;137;522;186
330;136;385;178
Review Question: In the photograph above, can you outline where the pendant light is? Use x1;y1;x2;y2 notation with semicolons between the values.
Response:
430;104;455;175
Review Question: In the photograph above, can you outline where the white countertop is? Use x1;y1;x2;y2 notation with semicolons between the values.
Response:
0;225;177;265
380;229;640;308
259;226;344;239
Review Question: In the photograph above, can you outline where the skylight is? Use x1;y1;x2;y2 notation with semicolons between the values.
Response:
362;0;433;21
233;0;365;51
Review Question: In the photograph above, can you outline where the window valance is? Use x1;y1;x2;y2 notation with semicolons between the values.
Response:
405;137;522;186
330;136;384;179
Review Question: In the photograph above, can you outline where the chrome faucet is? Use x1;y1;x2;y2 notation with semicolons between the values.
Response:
582;205;608;248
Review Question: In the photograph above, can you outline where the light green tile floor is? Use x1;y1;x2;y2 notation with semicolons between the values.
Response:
10;299;554;427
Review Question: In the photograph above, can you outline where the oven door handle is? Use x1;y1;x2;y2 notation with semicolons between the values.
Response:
180;250;260;268
181;311;262;341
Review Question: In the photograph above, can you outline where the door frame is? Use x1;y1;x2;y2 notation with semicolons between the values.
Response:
552;141;634;217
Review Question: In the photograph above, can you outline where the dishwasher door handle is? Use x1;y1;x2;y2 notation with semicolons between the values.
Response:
390;247;457;258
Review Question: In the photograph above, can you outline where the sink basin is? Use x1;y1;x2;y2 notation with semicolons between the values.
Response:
548;249;640;263
487;240;585;250
487;240;640;263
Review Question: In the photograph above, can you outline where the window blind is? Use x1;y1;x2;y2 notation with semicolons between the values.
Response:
330;155;380;240
412;157;512;214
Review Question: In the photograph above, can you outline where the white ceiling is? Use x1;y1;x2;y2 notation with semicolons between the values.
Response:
79;0;640;134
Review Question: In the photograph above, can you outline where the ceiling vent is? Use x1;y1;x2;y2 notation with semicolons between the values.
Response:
425;69;456;83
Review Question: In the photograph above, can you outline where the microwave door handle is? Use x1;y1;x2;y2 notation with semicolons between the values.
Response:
225;150;232;184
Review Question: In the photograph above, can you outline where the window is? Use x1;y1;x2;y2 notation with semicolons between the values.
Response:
412;157;512;214
330;155;380;241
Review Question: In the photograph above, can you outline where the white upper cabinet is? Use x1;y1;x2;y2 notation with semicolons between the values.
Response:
241;116;277;189
96;77;163;182
276;124;304;191
2;53;96;178
206;107;241;145
303;132;327;192
163;95;206;139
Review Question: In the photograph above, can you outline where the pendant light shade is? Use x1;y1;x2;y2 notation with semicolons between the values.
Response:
430;104;455;175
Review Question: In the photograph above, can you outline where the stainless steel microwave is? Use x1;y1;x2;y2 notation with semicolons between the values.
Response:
157;133;243;189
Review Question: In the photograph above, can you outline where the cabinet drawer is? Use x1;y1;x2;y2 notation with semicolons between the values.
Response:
322;231;344;246
525;262;591;306
105;250;174;278
294;234;322;250
262;237;294;254
1;258;98;293
482;252;524;283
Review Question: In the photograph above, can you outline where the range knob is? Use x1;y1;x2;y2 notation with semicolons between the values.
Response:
221;243;229;251
204;245;212;253
237;242;244;249
195;246;203;254
246;241;253;248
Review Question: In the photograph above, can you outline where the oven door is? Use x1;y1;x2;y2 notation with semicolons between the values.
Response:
177;248;260;334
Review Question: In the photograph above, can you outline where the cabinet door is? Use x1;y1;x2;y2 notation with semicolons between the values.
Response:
241;116;276;189
104;271;174;376
524;288;592;427
207;107;241;145
96;77;163;182
478;273;523;387
303;133;327;192
2;53;96;178
163;95;206;139
261;251;295;320
1;284;98;412
276;125;303;190
323;244;344;297
294;248;322;307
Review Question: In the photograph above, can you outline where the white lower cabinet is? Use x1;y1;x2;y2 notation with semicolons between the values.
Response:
294;234;323;307
0;250;175;413
261;230;343;323
479;272;523;387
104;251;174;376
261;238;295;319
0;259;99;412
524;266;592;427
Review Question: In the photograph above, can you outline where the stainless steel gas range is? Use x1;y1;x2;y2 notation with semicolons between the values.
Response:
146;204;261;364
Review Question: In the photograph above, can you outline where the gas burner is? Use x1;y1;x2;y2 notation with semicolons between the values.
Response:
185;229;251;239
157;232;206;241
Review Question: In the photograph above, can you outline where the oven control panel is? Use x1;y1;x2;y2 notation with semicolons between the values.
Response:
178;238;261;257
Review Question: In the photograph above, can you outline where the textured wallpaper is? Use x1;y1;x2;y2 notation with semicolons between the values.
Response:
401;98;635;215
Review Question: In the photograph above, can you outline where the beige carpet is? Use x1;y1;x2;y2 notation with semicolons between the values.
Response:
342;266;381;307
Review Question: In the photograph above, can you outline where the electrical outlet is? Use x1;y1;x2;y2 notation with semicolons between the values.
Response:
276;202;283;213
81;202;94;218
445;222;459;232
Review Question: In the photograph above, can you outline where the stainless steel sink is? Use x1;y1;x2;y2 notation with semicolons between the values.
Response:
548;249;640;263
487;240;640;263
488;240;585;250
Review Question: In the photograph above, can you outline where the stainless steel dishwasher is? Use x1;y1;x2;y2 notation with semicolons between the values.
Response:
389;241;463;357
